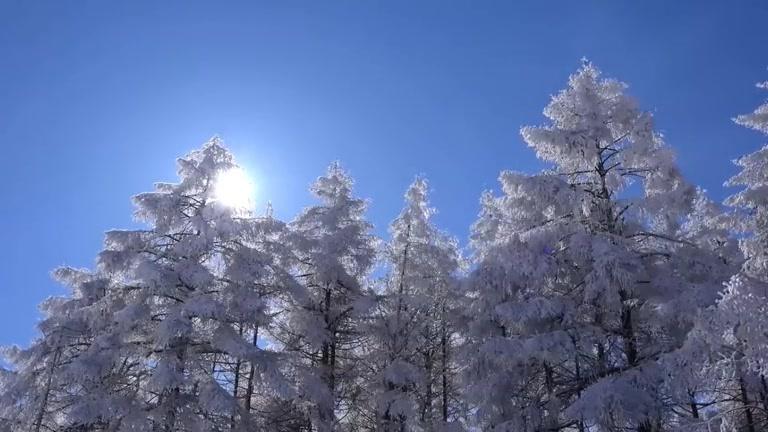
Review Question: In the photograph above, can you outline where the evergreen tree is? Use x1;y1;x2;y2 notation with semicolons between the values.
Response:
365;178;460;432
709;76;768;432
0;268;114;431
94;138;294;430
276;163;376;432
6;65;768;432
464;62;714;431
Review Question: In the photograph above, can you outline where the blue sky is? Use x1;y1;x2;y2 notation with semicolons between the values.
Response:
1;1;767;345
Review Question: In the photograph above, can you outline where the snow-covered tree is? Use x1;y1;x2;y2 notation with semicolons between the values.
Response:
275;162;376;432
652;189;742;430
463;62;717;431
719;79;768;372
8;65;768;432
363;178;461;432
213;203;304;430
0;268;116;431
93;138;295;430
706;77;768;432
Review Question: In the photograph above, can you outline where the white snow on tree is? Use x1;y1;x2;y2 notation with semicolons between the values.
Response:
5;64;768;432
360;177;461;432
704;76;768;432
273;162;376;432
462;62;732;432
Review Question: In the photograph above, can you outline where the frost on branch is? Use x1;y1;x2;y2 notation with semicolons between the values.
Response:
5;65;768;432
462;62;730;431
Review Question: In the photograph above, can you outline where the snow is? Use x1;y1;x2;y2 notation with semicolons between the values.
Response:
3;67;768;432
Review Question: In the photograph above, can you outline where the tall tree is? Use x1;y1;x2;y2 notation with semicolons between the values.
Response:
464;62;713;431
277;163;376;432
709;77;768;432
653;189;742;430
365;178;460;432
95;138;294;430
0;268;114;431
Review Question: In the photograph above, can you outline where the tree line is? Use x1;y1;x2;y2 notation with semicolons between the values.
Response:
3;62;768;432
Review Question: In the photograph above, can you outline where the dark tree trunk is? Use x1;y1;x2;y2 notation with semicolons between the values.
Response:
244;325;259;414
740;376;756;432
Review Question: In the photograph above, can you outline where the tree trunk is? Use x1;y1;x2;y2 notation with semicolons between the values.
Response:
317;285;336;431
422;349;434;429
574;348;585;432
244;325;259;414
441;313;449;423
620;297;638;367
231;359;241;428
594;310;606;379
739;375;756;432
230;326;244;429
690;396;699;419
163;338;188;432
32;346;61;432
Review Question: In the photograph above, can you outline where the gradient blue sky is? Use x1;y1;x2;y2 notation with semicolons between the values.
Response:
2;1;768;345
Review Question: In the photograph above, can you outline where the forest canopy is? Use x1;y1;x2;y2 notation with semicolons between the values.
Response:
3;63;768;432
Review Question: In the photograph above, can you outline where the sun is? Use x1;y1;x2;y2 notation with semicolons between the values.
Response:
213;167;256;210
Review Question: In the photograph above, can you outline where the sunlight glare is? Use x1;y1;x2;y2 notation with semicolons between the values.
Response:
213;167;256;210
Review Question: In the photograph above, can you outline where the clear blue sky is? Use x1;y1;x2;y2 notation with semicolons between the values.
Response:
1;1;767;346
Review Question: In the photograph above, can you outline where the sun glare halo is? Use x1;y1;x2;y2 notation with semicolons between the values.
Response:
213;167;255;210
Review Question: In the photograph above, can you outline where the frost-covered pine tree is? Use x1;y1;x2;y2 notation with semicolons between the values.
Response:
0;268;115;431
720;77;768;371
464;62;715;431
215;203;303;430
6;66;768;432
364;178;460;432
466;198;575;431
654;189;742;430
94;138;294;430
709;77;768;432
276;163;376;432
